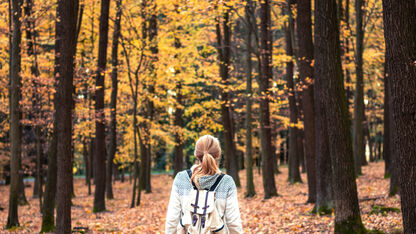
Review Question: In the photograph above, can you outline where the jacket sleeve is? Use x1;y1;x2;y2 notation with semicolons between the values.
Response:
224;178;243;234
165;174;182;234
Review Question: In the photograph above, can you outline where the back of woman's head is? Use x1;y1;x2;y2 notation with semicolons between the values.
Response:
191;135;221;188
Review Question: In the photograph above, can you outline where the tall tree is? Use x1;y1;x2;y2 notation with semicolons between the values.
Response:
259;0;277;199
382;61;390;178
244;0;255;197
285;1;302;184
106;0;122;200
353;0;365;176
296;0;316;203
385;57;399;196
382;1;416;232
314;0;365;232
216;8;240;187
55;0;79;232
172;4;184;177
93;0;110;212
6;0;23;228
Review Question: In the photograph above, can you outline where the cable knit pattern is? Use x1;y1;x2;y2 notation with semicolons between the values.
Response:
165;168;243;234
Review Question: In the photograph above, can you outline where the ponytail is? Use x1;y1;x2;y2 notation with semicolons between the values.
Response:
191;135;221;189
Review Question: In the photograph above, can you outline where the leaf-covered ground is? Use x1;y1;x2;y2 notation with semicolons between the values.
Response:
0;162;403;233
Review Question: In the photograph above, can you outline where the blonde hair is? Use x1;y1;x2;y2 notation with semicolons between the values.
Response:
191;135;221;189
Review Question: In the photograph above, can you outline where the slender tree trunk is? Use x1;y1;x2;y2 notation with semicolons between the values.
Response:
106;0;122;200
172;17;184;177
93;0;110;213
88;138;94;194
344;0;353;108
55;0;78;233
383;61;390;178
382;2;416;232
259;0;277;199
83;141;89;185
35;127;43;208
314;0;365;232
41;117;58;231
173;82;184;177
353;0;365;176
216;10;240;187
285;2;302;184
296;0;316;203
7;0;22;227
244;0;255;198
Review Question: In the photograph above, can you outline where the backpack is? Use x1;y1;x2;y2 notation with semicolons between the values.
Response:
177;169;226;234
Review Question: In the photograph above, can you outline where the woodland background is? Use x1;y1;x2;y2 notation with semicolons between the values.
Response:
1;0;415;233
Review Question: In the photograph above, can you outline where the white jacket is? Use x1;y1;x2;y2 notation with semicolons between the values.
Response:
165;167;243;234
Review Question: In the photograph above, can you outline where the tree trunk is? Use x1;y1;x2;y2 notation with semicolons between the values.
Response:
259;0;277;199
41;118;58;232
285;2;302;184
106;0;122;200
216;10;240;187
383;61;390;178
314;0;365;232
93;0;110;213
173;82;184;177
382;2;416;232
244;0;255;198
344;0;353;109
83;141;89;185
55;0;78;233
173;16;184;177
296;0;316;203
387;63;399;196
6;0;22;228
88;138;94;194
353;0;365;176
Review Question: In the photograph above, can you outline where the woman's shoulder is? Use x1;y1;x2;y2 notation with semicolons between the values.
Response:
218;174;237;190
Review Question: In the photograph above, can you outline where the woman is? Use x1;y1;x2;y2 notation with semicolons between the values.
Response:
165;135;243;233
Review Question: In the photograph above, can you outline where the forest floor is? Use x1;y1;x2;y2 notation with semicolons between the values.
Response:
0;161;403;233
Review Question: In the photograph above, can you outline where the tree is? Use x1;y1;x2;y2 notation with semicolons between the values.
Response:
106;0;122;200
215;8;240;187
314;0;365;232
259;0;277;199
55;0;79;232
296;0;316;203
382;1;416;232
6;0;23;228
244;0;255;198
93;0;110;213
285;1;302;184
352;0;365;176
382;60;390;178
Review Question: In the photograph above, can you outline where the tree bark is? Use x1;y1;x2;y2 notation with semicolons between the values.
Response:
314;0;365;232
353;0;365;176
173;82;184;177
244;0;255;198
172;12;184;177
382;2;416;232
216;9;240;187
285;2;302;184
383;61;390;178
259;0;277;199
55;0;78;233
296;0;316;203
106;0;122;200
7;0;23;228
93;0;110;212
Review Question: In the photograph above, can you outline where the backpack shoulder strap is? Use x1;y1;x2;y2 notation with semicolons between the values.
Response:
186;169;197;190
209;173;225;192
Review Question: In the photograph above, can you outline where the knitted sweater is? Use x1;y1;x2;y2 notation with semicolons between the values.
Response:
165;166;243;233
